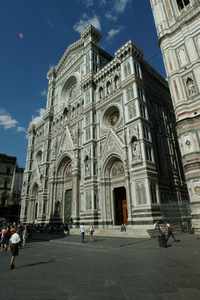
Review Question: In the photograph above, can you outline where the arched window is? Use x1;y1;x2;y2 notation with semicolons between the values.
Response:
35;203;38;220
36;150;42;164
114;75;119;89
176;0;190;11
84;155;90;177
106;81;111;95
99;87;103;99
124;62;131;77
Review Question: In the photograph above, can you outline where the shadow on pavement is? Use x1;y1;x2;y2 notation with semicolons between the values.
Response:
18;258;55;269
28;232;65;243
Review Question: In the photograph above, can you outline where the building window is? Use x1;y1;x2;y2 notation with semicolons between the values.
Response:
143;126;149;140
85;90;90;105
176;0;190;11
145;144;153;161
84;155;90;178
85;127;90;141
140;103;146;119
127;85;134;101
106;81;111;95
127;102;136;119
114;75;119;89
99;87;103;99
124;62;131;77
35;203;38;220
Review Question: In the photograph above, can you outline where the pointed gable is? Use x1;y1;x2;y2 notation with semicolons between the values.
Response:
101;129;125;163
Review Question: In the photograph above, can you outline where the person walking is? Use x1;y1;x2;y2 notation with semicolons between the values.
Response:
89;225;95;241
166;222;177;242
154;220;168;248
9;227;21;270
0;227;7;252
80;223;85;243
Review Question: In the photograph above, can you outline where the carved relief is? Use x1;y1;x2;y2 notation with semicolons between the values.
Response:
101;130;125;163
111;161;124;177
177;47;188;66
183;73;197;97
130;136;142;160
179;133;199;156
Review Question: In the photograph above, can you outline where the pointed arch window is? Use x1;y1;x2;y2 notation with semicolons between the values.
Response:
176;0;190;11
84;155;90;178
106;81;111;95
114;75;119;89
99;87;103;99
124;62;131;77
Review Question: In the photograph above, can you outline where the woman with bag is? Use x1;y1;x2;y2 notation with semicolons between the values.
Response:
9;227;21;270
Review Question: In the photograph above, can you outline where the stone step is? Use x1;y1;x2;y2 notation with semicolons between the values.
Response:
69;227;151;238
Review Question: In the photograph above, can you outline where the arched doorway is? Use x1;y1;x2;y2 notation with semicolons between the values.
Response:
113;187;127;225
56;156;72;223
104;157;128;226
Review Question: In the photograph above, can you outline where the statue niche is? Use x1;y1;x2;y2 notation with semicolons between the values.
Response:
130;136;141;160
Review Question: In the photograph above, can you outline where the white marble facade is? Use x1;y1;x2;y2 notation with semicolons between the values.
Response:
150;0;200;231
20;25;189;230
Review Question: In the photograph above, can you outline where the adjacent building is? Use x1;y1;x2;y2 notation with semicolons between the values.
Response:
20;25;190;232
150;0;200;231
0;153;24;221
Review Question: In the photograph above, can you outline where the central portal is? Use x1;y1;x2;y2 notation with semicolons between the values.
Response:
113;187;128;225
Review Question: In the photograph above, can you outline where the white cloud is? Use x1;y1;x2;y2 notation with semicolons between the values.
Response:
31;108;45;125
0;110;18;129
0;109;26;134
17;126;26;133
73;14;101;34
41;89;47;97
113;0;130;13
107;27;123;40
105;12;118;22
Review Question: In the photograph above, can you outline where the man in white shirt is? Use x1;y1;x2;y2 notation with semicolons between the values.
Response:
9;228;21;270
80;223;85;243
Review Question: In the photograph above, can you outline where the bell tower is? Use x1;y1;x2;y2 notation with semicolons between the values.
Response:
150;0;200;231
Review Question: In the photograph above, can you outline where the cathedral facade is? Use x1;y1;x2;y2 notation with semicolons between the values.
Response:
150;0;200;231
20;25;189;231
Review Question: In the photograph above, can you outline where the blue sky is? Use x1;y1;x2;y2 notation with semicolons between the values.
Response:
0;0;165;167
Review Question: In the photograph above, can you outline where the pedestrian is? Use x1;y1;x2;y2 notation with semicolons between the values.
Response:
64;223;70;236
166;222;177;242
9;227;21;270
5;226;11;251
120;224;126;232
155;220;168;248
0;227;7;251
80;223;85;243
89;225;95;241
